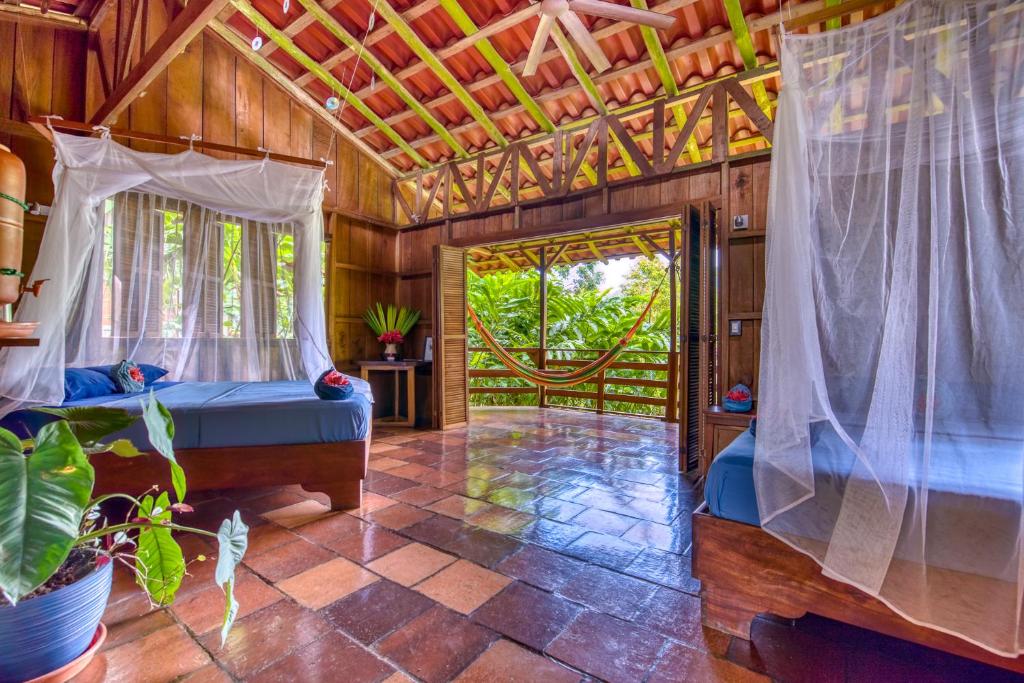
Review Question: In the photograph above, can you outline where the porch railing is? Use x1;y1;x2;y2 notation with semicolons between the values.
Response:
468;346;675;420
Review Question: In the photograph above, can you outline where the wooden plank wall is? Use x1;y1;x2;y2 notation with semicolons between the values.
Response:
399;157;771;414
0;19;87;280
1;9;397;368
722;157;770;400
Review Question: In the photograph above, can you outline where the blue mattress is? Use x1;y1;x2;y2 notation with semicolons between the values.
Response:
704;430;761;526
705;426;1023;528
2;379;372;449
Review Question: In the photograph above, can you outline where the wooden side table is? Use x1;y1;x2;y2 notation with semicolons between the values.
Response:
701;406;756;477
358;360;428;427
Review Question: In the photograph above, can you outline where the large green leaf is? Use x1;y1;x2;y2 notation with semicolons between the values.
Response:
140;394;186;503
134;492;185;606
0;422;94;602
32;406;138;446
215;511;249;645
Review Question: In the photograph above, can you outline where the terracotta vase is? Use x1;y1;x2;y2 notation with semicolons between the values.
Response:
0;144;26;306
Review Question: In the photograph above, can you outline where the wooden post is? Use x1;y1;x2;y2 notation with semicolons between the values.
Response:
538;246;548;408
666;224;679;423
597;368;607;414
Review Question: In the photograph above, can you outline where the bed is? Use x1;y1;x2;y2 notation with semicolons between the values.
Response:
4;378;374;511
693;426;1024;673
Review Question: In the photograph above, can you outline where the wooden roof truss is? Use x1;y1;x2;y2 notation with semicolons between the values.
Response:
467;221;683;274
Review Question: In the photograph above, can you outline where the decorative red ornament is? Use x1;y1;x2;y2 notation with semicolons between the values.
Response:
726;388;750;402
129;366;144;383
378;330;404;345
323;370;350;387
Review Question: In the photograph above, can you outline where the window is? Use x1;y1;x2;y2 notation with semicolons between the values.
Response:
275;232;295;339
101;199;115;337
161;210;184;338
222;221;243;338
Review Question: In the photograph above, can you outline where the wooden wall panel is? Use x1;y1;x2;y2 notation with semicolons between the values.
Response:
721;158;770;398
0;19;87;280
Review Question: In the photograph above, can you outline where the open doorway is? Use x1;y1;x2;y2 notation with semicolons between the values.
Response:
433;203;719;473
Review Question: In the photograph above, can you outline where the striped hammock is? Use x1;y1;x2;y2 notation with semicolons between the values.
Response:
467;288;660;388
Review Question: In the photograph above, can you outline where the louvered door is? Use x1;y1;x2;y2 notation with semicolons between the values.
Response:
433;245;469;429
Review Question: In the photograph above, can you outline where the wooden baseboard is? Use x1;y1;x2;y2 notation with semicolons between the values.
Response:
691;511;1024;673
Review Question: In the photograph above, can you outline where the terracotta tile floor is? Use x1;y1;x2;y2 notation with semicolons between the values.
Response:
74;408;1022;682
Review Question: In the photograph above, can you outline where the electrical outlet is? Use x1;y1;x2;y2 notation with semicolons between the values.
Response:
729;320;743;336
733;214;749;231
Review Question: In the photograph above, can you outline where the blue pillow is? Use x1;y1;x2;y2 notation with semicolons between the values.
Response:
315;369;355;401
64;368;117;401
87;363;168;386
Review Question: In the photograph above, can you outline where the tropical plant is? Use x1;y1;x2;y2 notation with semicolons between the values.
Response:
363;303;421;342
0;394;248;644
467;259;674;416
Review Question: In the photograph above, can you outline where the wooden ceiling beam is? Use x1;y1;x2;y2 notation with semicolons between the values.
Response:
260;0;438;61
229;0;429;166
631;0;701;165
0;3;87;29
295;0;469;160
91;0;230;124
721;0;773;115
209;19;399;176
372;0;508;148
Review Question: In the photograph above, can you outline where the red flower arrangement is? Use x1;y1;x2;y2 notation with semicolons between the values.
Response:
377;330;404;345
726;387;751;402
129;366;144;383
322;370;350;387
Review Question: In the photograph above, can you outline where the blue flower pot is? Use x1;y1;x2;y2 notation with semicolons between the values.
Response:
0;558;112;683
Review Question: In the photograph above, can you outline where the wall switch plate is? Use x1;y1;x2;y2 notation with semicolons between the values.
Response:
733;214;749;231
729;320;743;336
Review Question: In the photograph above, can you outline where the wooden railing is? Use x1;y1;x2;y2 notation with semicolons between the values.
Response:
468;346;675;420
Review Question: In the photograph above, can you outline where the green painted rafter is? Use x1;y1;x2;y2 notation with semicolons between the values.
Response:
372;0;508;146
437;0;598;186
630;0;701;165
549;24;641;177
231;0;429;166
295;0;468;159
721;0;773;117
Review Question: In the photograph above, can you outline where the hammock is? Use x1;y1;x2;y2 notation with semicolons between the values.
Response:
467;288;660;388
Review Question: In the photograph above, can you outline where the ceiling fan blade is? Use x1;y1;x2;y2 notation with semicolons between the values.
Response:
558;10;612;73
524;13;556;77
569;0;676;30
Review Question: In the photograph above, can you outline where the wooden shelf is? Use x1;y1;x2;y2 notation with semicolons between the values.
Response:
0;338;39;347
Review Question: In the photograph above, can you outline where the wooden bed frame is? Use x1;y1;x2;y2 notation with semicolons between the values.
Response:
692;509;1024;674
91;431;371;511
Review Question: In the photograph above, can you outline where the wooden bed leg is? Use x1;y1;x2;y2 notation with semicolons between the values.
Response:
701;590;758;640
303;478;363;511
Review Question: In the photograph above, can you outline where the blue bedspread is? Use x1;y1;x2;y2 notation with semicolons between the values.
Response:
2;379;372;449
706;427;1023;527
704;430;761;526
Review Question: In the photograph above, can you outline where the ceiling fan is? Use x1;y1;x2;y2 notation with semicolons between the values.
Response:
524;0;676;77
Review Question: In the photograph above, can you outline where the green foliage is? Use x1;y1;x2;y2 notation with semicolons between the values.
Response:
0;422;94;601
469;258;672;416
0;397;247;644
363;303;421;337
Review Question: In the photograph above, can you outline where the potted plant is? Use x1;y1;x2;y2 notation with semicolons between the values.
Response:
363;303;420;361
0;394;248;683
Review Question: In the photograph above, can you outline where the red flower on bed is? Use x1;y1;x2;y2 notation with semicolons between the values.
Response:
323;370;350;387
726;387;750;402
378;330;404;345
129;366;144;383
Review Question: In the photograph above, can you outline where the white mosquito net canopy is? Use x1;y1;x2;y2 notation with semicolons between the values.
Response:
758;0;1024;656
0;131;333;414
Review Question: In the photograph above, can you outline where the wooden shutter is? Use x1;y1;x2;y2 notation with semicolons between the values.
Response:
433;245;468;430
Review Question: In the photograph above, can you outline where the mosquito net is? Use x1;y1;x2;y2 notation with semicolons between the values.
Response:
757;0;1024;656
0;132;332;413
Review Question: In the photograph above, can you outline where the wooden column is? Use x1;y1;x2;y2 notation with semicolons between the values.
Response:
538;246;548;408
666;224;679;423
